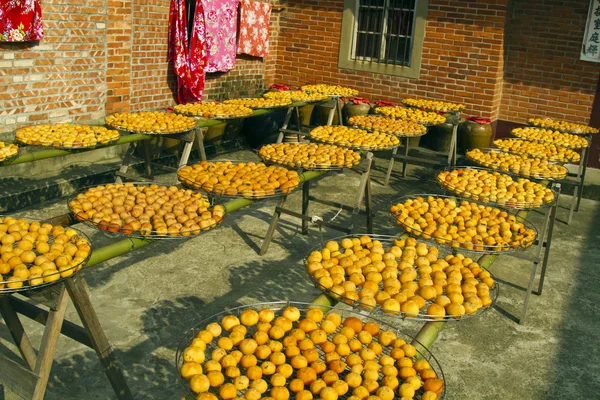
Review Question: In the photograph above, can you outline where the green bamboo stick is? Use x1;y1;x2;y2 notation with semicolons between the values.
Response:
86;238;153;268
6;133;148;165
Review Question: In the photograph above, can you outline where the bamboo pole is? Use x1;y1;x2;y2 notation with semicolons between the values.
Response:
6;133;148;165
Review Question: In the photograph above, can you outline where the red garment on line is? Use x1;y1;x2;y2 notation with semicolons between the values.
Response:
168;0;207;104
237;0;272;58
0;0;44;42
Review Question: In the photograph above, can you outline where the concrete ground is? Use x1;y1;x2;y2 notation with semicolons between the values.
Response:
1;150;599;399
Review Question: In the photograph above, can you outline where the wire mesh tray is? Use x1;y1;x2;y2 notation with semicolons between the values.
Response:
403;105;463;115
68;183;223;240
307;127;400;152
389;194;538;254
436;166;557;210
306;234;499;323
222;99;292;110
107;124;197;136
0;218;92;295
350;125;428;138
176;112;254;120
177;160;302;200
374;107;447;126
465;148;568;181
510;127;590;150
258;144;362;171
15;135;121;150
527;119;598;135
0;147;20;165
176;301;446;400
493;138;581;164
307;137;400;152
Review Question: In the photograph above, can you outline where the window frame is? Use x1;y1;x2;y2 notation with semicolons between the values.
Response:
338;0;428;79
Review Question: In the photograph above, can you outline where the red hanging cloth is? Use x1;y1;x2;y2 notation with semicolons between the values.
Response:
0;0;44;42
168;0;207;104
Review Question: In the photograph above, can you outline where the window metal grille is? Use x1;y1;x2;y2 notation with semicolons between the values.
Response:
352;0;417;66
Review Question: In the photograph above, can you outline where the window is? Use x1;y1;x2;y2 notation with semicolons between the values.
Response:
339;0;428;78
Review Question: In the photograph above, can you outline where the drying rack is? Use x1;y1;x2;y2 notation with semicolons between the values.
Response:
384;110;460;184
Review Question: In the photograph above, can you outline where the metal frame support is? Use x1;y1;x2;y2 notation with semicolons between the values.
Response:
519;182;561;324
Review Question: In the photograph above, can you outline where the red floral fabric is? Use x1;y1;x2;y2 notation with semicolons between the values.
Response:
0;0;44;42
237;0;272;58
168;0;207;103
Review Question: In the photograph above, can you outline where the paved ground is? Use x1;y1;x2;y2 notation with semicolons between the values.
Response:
1;150;599;399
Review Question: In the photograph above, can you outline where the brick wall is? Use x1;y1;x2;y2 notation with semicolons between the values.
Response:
275;0;510;120
500;0;600;124
0;0;280;133
0;0;107;133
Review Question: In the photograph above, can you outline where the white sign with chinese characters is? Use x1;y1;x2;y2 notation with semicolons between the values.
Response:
582;0;600;62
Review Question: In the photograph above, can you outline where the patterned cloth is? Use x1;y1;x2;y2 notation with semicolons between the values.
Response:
237;0;272;57
168;0;207;103
203;0;238;72
0;0;44;42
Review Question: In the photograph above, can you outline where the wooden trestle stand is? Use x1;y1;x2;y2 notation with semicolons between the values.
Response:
259;152;375;256
384;114;460;185
0;274;133;399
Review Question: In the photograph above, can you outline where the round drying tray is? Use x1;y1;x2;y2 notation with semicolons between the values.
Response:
465;148;568;181
258;143;362;171
493;138;581;164
177;112;254;120
389;194;538;254
527;119;598;136
108;125;197;136
510;127;589;150
436;166;557;210
0;218;92;295
222;99;292;110
176;301;447;400
68;183;223;240
307;136;399;152
177;160;302;200
306;234;499;323
0;146;20;165
15;135;120;150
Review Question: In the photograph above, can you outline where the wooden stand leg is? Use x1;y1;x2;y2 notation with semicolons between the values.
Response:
384;147;398;186
301;181;310;235
115;142;138;184
31;286;69;400
277;107;294;143
178;141;195;169
66;276;134;400
355;152;374;210
364;171;373;234
326;103;336;126
336;99;344;126
403;137;410;178
196;128;207;161
448;124;458;165
259;196;288;256
142;139;154;179
0;297;37;370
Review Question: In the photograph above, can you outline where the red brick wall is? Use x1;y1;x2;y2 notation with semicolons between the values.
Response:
0;0;280;133
275;0;510;120
0;0;107;133
499;0;600;124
